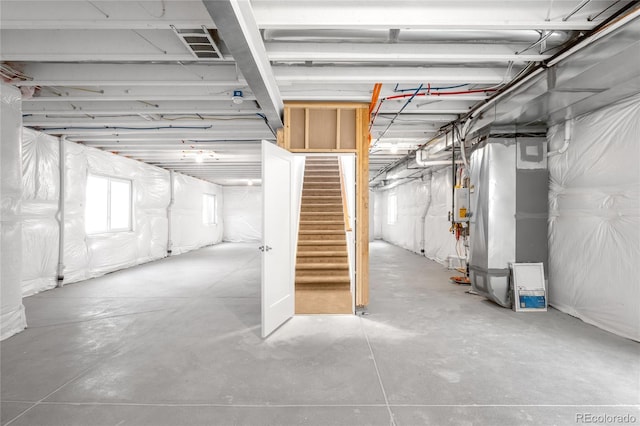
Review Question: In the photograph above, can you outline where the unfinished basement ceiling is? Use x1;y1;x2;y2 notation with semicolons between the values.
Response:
0;0;635;185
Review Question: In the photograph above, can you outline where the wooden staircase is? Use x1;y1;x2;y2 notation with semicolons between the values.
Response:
295;156;352;314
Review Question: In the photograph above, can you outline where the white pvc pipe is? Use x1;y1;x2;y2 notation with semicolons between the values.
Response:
419;173;432;255
548;119;572;156
167;170;175;256
415;158;464;167
56;136;67;287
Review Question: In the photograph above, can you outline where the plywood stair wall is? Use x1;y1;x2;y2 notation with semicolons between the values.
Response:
295;156;352;314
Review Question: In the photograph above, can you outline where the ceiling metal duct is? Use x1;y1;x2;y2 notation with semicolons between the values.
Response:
263;28;572;45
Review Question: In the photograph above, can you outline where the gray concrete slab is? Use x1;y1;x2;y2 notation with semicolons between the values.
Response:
1;241;638;426
6;403;391;426
0;402;32;426
0;312;166;401
365;241;640;408
390;405;640;426
45;307;385;405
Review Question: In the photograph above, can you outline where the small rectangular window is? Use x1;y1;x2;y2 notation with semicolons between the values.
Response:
203;194;216;225
387;193;398;225
85;174;132;234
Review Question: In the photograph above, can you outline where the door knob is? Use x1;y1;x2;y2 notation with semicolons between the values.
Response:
258;245;273;252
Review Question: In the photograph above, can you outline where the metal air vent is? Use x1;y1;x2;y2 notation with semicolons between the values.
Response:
171;26;224;60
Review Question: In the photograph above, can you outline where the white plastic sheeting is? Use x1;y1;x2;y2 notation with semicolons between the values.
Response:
63;140;170;282
378;180;429;252
170;173;223;255
19;129;223;289
21;129;59;295
548;94;640;341
222;186;261;242
374;167;457;265
1;83;27;340
424;168;459;264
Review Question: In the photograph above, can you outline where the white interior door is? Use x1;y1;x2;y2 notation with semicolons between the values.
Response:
261;141;295;338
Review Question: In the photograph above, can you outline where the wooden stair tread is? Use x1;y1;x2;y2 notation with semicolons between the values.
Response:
301;211;342;214
299;230;344;234
296;263;348;270
300;220;344;224
296;276;350;284
302;196;342;199
297;251;348;257
298;240;346;245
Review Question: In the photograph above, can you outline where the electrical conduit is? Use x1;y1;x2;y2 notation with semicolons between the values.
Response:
167;170;175;255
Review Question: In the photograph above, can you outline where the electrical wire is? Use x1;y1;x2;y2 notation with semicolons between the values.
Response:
0;64;32;82
138;0;166;18
371;84;423;148
38;125;215;131
161;115;263;121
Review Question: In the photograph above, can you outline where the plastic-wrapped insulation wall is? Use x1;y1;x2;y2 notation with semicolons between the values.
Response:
373;167;458;264
170;173;223;255
20;129;223;294
548;93;640;341
222;186;262;242
21;129;60;295
1;83;27;340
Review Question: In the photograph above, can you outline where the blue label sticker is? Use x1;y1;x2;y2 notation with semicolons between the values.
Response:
519;295;546;309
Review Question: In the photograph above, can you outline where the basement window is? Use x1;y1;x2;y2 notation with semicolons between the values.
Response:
203;194;217;225
85;175;132;234
388;193;398;225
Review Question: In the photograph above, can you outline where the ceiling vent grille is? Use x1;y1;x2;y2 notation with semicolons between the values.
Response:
171;26;224;60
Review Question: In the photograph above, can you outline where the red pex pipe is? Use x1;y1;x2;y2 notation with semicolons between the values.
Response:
383;88;497;101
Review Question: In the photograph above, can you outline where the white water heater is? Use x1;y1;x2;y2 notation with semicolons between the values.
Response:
453;187;469;222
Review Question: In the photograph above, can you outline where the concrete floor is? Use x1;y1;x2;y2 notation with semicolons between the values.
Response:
1;241;638;426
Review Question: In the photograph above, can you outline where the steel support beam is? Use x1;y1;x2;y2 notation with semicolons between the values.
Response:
203;0;284;132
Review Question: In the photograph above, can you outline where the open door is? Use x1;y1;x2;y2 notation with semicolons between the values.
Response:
261;141;295;337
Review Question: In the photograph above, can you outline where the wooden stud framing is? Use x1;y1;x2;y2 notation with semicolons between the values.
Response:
276;128;284;148
338;159;352;232
304;108;310;149
355;107;370;307
336;109;342;150
289;149;357;153
284;107;291;150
